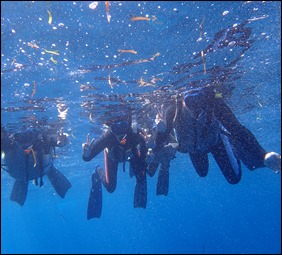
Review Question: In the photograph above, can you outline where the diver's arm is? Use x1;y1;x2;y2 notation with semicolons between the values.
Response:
47;128;69;148
56;128;69;147
82;131;116;161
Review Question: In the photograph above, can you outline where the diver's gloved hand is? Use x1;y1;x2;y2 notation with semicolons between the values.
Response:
82;133;94;158
159;143;178;164
264;152;281;174
152;143;178;165
175;93;183;107
57;127;69;147
156;119;166;133
147;143;178;177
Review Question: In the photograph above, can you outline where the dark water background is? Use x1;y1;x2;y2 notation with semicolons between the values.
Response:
1;1;281;254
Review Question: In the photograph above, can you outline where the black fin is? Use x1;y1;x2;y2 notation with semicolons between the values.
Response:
47;166;72;198
134;173;147;209
156;163;169;196
211;134;241;184
189;152;209;177
87;170;102;219
10;180;28;206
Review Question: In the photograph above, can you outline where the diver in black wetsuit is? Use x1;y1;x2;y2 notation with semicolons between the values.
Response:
1;126;71;206
82;114;148;219
148;85;281;191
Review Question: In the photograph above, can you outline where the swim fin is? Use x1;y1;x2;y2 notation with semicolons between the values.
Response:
211;134;241;184
87;170;102;219
47;166;72;198
147;160;160;177
189;152;209;177
134;173;147;209
156;162;169;196
10;179;28;206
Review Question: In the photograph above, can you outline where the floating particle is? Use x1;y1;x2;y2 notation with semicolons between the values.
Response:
89;2;98;10
228;41;236;47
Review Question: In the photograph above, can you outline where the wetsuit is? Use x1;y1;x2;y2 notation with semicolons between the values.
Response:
1;127;71;205
83;126;148;209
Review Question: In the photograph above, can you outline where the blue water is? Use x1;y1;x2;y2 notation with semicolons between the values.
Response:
1;1;281;254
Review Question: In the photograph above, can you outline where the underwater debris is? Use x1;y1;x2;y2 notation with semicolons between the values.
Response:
28;42;40;49
50;56;57;64
105;1;111;23
31;81;36;98
200;50;206;74
118;49;138;56
44;49;59;55
130;16;150;21
47;10;52;25
89;2;98;10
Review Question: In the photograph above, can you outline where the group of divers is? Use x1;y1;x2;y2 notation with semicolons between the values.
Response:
1;85;281;219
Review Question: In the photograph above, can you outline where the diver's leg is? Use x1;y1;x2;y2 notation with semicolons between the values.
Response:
96;148;118;193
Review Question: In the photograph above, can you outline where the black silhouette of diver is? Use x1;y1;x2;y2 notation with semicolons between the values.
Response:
82;115;148;219
1;127;72;206
148;85;281;194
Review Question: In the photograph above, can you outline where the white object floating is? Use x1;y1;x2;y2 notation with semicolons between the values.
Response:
89;2;99;10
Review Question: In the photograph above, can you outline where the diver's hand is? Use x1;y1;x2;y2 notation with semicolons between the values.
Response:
161;143;177;162
156;119;166;133
153;143;177;164
57;127;69;147
264;152;281;174
82;133;94;158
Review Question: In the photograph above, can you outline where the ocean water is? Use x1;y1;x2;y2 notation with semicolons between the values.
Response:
1;1;281;254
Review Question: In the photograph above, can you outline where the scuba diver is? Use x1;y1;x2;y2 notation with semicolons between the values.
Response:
146;117;178;196
1;126;72;206
82;114;148;220
148;85;281;191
